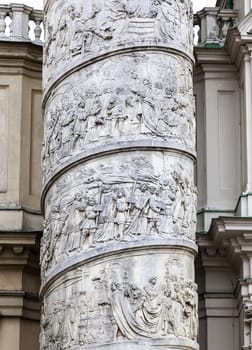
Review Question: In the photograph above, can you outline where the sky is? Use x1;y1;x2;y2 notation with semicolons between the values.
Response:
0;0;217;12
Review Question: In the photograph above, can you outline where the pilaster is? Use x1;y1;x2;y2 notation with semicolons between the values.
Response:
0;5;43;350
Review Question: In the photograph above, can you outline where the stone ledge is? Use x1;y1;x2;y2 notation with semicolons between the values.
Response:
42;45;194;106
0;231;40;268
41;144;196;209
0;291;40;319
72;336;198;350
0;41;42;79
41;239;198;294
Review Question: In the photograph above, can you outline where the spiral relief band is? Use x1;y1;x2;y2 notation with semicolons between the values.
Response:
41;1;198;350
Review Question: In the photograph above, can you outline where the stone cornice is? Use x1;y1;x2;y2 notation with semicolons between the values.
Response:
0;232;41;319
0;41;42;78
198;217;252;271
223;12;252;69
194;47;232;65
193;47;238;83
0;231;40;268
194;12;252;73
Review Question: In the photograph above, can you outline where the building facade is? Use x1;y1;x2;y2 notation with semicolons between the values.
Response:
195;1;252;349
0;0;252;350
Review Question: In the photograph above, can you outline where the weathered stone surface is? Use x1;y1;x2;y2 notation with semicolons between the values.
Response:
41;0;197;349
42;53;195;184
43;0;193;87
41;251;197;349
41;151;196;281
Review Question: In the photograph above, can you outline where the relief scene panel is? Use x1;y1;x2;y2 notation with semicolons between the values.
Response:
43;0;193;85
42;53;195;182
41;152;197;278
41;253;197;350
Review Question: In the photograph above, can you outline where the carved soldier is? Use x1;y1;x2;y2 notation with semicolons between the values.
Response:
114;190;129;240
70;16;84;54
57;5;77;59
128;183;149;236
80;197;100;247
136;83;157;136
105;95;126;137
160;179;177;235
46;109;61;166
125;93;142;130
172;169;187;233
162;288;176;335
59;100;75;157
182;281;197;340
47;204;66;266
73;98;87;149
45;24;57;66
147;186;163;235
171;282;184;334
62;192;87;254
85;98;102;143
96;184;115;243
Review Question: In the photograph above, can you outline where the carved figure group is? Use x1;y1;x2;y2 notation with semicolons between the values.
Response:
42;55;195;181
40;258;198;349
41;157;197;272
43;0;193;84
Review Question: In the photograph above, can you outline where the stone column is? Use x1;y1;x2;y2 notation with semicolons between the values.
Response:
41;1;198;350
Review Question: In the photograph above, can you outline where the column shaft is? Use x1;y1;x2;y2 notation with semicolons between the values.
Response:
41;1;198;349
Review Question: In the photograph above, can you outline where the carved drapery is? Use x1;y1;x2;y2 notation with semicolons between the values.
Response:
41;1;198;349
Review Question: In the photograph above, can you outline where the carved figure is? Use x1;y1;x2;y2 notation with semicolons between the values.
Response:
47;205;66;266
85;98;102;143
81;197;100;246
244;302;252;324
46;109;61;165
73;99;87;149
114;190;129;240
147;186;163;235
58;5;77;58
160;180;176;235
127;183;149;236
156;0;178;41
63;193;86;254
96;184;115;242
59;100;74;157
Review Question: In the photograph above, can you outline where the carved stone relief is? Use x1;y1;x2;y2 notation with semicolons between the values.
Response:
42;53;195;183
42;1;197;348
41;252;197;349
43;0;193;85
41;151;196;277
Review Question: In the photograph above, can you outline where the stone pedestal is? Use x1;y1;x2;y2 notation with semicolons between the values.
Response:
41;1;198;349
